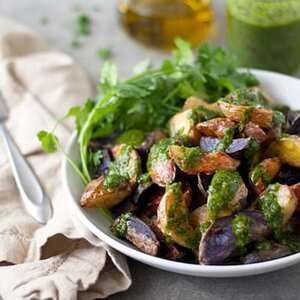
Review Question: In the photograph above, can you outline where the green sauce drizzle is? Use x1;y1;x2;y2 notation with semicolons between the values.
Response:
138;173;151;185
171;146;203;170
216;127;235;152
259;183;283;234
207;170;242;220
147;138;175;171
112;212;132;238
104;145;141;189
250;164;272;186
232;213;251;251
256;239;272;251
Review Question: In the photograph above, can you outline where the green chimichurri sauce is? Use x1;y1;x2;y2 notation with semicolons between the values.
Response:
217;127;235;152
165;182;201;250
138;173;151;185
259;183;283;234
250;164;272;186
171;146;203;170
104;145;141;189
190;106;220;122
232;213;251;251
222;89;268;107
243;139;260;169
147;138;175;171
207;170;242;220
112;212;132;238
227;0;300;74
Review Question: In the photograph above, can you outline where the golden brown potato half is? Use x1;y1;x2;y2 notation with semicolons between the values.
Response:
157;182;196;249
148;159;176;187
277;185;297;224
218;100;273;128
250;157;281;195
80;176;132;208
183;96;220;113
266;135;300;168
168;145;240;175
196;117;236;138
169;109;200;143
190;205;210;228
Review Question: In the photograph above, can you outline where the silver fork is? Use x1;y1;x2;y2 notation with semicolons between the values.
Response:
0;93;52;224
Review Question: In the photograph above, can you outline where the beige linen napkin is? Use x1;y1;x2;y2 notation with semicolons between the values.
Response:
0;17;131;299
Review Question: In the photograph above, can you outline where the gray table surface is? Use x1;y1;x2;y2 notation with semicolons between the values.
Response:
1;1;300;299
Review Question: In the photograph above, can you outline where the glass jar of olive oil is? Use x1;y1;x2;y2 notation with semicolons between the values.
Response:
227;0;300;74
118;0;214;50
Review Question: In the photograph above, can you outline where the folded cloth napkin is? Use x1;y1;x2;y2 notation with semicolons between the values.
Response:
0;17;131;300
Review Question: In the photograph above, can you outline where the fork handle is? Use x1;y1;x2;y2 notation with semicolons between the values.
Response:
0;123;52;223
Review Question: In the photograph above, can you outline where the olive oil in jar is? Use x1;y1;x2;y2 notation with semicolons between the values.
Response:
118;0;214;49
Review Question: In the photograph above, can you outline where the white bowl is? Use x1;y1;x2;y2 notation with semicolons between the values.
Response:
62;69;300;277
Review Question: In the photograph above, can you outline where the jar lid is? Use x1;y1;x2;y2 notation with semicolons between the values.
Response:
227;0;300;27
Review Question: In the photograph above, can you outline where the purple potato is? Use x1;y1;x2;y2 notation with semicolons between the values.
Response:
93;148;112;179
243;243;291;264
200;137;251;155
286;111;300;134
112;214;160;256
199;210;271;265
132;181;156;207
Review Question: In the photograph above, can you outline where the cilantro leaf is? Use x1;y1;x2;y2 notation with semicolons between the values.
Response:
173;37;193;65
37;131;59;153
100;61;118;93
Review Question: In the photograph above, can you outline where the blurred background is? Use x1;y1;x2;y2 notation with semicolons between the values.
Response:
1;0;300;81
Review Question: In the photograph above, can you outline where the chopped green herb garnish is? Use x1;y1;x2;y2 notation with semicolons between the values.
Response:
97;48;112;60
77;14;91;36
39;16;49;25
232;213;251;252
216;127;235;152
112;213;132;238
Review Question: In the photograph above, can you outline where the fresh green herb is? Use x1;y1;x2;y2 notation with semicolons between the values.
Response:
116;129;144;146
40;16;49;25
207;170;242;220
37;131;59;153
232;213;251;251
38;40;258;182
112;213;132;238
89;149;103;170
97;48;112;60
216;127;235;152
259;183;283;234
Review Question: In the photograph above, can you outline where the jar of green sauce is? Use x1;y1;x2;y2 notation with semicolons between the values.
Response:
227;0;300;74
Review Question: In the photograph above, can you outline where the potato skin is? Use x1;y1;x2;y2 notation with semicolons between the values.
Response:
267;135;300;168
218;101;273;128
80;176;132;208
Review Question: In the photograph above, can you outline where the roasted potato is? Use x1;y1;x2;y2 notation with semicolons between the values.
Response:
218;100;273;128
183;96;220;113
157;182;198;249
80;176;132;208
266;135;300;168
168;145;239;175
196;117;236;138
249;157;281;194
243;121;268;143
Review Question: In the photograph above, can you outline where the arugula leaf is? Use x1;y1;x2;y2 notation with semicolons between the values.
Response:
37;131;59;153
